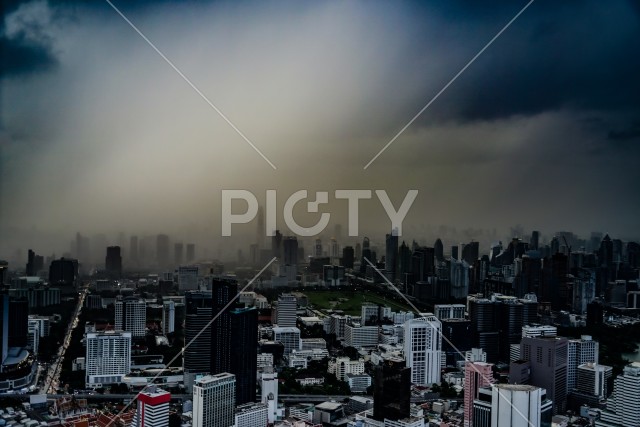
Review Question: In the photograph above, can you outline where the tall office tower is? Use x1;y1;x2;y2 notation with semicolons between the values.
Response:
442;319;472;367
276;294;297;327
472;384;553;427
192;373;236;427
404;315;442;386
355;243;362;261
178;266;199;291
434;304;466;320
156;234;170;269
530;231;540;251
410;247;435;284
257;206;265;249
596;362;640;427
174;243;184;266
498;300;524;363
468;297;499;363
314;239;323;258
162;301;175;334
132;386;170;427
229;307;258;405
372;361;411;422
282;236;298;266
451;245;459;260
272;230;283;260
8;297;28;347
130;236;139;265
520;336;568;414
186;244;196;263
434;239;444;262
115;297;147;337
464;360;495;427
0;294;9;367
461;241;479;265
261;368;279;423
105;246;122;278
49;258;78;287
567;335;599;392
385;231;399;282
0;260;7;285
342;246;355;269
85;331;132;388
520;296;539;326
184;291;213;389
26;249;43;276
397;241;412;284
210;279;238;376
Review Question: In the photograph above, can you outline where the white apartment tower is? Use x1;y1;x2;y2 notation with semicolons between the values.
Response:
162;301;175;334
85;330;132;388
193;373;236;427
404;315;442;386
115;297;147;337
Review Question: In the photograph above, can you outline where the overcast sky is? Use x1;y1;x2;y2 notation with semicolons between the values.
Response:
1;0;639;259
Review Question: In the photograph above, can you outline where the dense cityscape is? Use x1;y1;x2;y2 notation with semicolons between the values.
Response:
3;1;640;427
1;227;640;427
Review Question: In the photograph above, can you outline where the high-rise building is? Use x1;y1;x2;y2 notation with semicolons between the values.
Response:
229;307;258;405
178;266;199;291
385;231;399;282
283;237;298;266
8;297;28;347
105;246;122;278
210;279;238;376
115;297;146;337
373;361;411;422
272;327;301;355
342;246;355;269
85;330;132;388
272;231;283;260
49;258;78;287
162;301;175;334
403;315;442;386
260;368;280;423
464;361;495;427
434;239;444;262
576;363;612;399
235;403;268;427
520;336;568;414
132;386;170;427
596;362;640;427
276;294;297;328
184;291;212;389
434;304;466;320
0;294;10;367
26;249;43;276
192;373;236;427
567;335;599;392
472;384;553;427
468;297;499;363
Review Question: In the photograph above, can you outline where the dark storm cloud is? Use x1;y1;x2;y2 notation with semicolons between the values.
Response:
409;0;640;123
608;121;640;142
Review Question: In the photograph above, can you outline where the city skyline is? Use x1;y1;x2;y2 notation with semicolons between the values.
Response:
2;0;640;256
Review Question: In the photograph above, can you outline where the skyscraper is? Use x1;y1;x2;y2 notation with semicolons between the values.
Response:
115;297;146;337
472;384;553;427
193;373;236;427
26;249;43;276
283;237;298;266
464;361;495;427
385;231;398;282
184;291;212;389
105;246;122;278
8;297;28;347
567;335;599;392
260;368;279;423
520;336;568;414
596;362;640;427
49;258;78;287
403;315;442;386
373;361;411;422
133;386;170;427
276;294;297;328
229;307;258;405
85;330;132;388
210;279;238;376
342;246;355;269
162;301;175;334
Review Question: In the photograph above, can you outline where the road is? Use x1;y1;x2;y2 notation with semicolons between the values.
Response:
43;286;88;394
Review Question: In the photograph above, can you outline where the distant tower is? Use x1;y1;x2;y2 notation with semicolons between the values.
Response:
342;246;355;269
272;231;283;260
314;239;323;258
530;231;540;251
434;238;444;262
283;237;298;266
105;246;122;278
385;231;398;282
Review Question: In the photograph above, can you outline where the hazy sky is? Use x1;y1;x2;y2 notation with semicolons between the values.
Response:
1;0;639;259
